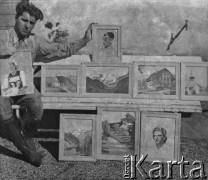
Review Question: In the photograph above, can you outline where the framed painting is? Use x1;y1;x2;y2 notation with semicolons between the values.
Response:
81;62;132;98
92;24;122;62
97;106;140;161
181;62;208;101
139;112;181;162
133;62;180;99
41;65;81;97
59;114;96;161
0;51;34;97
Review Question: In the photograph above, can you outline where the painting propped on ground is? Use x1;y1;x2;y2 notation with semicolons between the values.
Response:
133;62;180;99
82;63;132;98
41;65;81;97
59;114;96;161
97;107;140;161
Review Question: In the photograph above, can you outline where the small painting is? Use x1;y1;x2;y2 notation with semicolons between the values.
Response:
181;62;208;100
92;24;122;62
59;114;96;161
41;65;81;97
81;63;132;98
139;112;181;162
97;106;140;160
0;51;34;97
133;62;180;99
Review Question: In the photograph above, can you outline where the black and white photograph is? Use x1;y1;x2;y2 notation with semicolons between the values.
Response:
0;0;208;179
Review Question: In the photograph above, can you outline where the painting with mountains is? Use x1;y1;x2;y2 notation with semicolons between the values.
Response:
41;65;80;97
85;66;130;95
59;114;96;161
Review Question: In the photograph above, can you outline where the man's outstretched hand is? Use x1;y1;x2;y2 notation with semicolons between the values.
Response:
84;23;97;42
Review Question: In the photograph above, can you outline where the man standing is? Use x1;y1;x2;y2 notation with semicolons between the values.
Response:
0;1;93;167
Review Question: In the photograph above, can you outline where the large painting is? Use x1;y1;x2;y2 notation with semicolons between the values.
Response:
139;112;181;162
97;106;140;161
0;51;34;97
81;63;132;98
59;114;96;161
41;65;81;97
133;62;180;99
181;62;208;101
92;24;122;62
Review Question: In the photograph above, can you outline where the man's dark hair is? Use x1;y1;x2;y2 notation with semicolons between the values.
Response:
15;1;43;21
106;32;114;40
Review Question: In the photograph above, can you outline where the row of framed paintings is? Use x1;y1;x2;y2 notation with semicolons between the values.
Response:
59;107;181;162
41;61;208;101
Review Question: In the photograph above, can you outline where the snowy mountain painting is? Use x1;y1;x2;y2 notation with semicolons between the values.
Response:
86;66;129;94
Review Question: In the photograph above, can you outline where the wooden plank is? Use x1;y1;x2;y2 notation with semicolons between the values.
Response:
0;15;15;27
34;55;202;66
41;97;202;112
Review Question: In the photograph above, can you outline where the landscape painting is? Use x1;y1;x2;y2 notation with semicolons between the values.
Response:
181;62;208;100
97;107;139;160
133;62;180;99
82;63;132;98
41;65;81;97
59;114;96;161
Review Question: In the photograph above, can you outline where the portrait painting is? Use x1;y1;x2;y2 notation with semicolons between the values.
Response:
41;65;81;97
0;51;34;97
97;106;140;161
181;62;208;101
92;25;121;62
139;112;181;162
133;62;180;99
59;114;96;161
81;63;132;98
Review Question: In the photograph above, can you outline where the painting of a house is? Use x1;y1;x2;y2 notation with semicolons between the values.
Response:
185;67;208;96
138;67;176;95
133;62;180;99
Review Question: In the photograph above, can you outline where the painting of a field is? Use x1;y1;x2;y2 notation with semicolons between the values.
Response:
86;67;129;94
45;70;77;93
41;65;81;97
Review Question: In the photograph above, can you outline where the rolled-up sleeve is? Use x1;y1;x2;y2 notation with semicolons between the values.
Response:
0;30;13;56
35;35;88;61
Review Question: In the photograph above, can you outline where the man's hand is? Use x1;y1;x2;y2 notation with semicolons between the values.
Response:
84;23;97;42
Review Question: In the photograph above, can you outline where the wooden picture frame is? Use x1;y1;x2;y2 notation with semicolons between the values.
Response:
92;24;122;62
133;62;180;100
181;62;208;101
81;62;133;98
0;51;34;97
97;106;140;161
41;65;81;97
59;114;96;161
139;112;181;162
